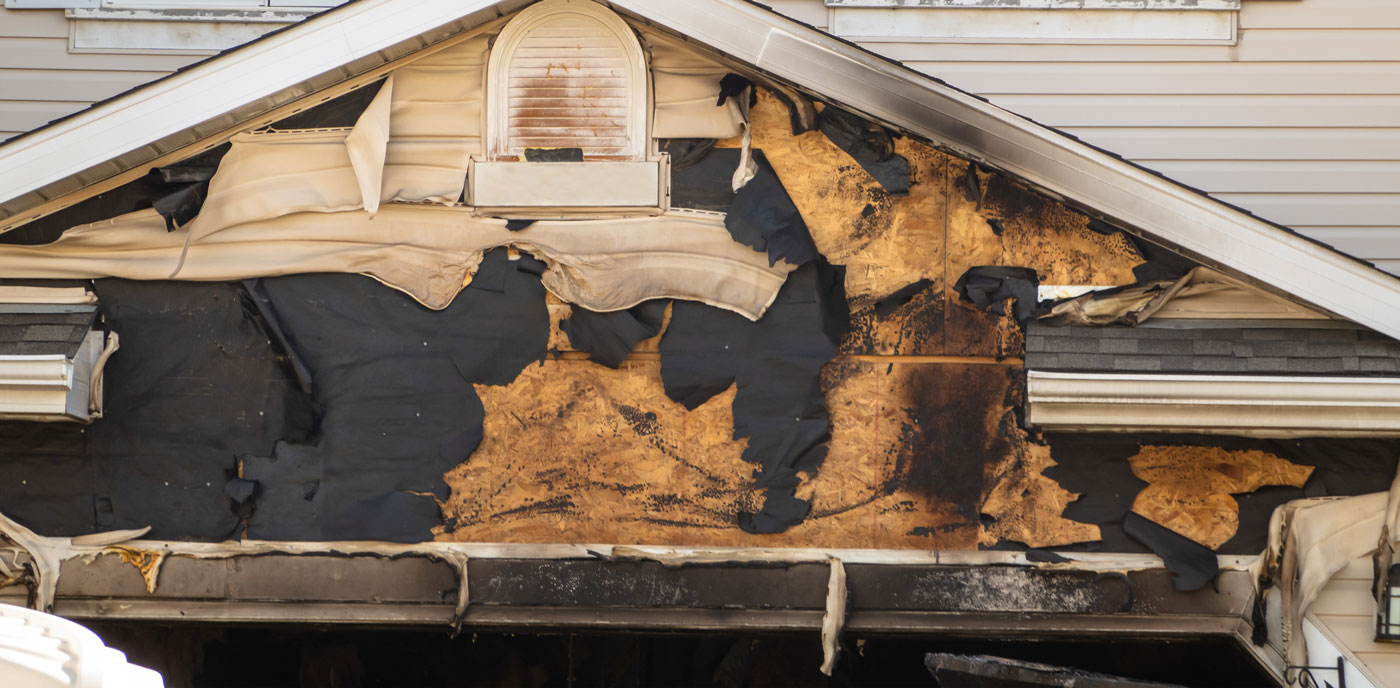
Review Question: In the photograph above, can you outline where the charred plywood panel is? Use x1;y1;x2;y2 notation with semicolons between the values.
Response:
435;86;1154;549
1127;445;1313;549
733;90;948;356
437;358;1093;550
734;89;1141;358
945;161;1142;358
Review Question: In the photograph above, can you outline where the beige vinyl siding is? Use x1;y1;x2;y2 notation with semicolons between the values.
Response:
0;7;204;141
771;0;1400;275
1310;555;1400;687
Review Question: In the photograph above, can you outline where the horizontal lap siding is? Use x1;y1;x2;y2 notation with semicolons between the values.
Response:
0;8;204;143
758;0;1400;273
1311;556;1400;687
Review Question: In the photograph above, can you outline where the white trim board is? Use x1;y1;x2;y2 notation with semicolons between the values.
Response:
0;0;1399;342
1027;371;1400;437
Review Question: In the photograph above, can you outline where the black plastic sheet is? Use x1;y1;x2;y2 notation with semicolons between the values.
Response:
0;280;314;539
659;260;849;533
1123;512;1218;592
241;250;549;542
817;106;910;197
561;300;668;369
953;266;1040;323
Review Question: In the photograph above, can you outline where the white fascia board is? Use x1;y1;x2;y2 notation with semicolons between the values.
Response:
1027;370;1400;437
0;0;500;211
612;0;1400;341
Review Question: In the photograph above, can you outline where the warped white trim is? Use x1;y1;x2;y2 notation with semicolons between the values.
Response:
1027;371;1400;437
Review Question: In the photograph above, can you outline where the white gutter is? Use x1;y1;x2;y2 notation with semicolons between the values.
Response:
1027;370;1400;437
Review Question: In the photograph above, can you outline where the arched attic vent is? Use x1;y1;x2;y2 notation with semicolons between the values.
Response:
486;0;648;161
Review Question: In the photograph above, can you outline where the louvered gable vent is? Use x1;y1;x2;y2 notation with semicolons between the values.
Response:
488;1;646;161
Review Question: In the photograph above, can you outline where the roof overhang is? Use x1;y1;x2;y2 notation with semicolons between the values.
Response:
0;0;1398;341
1027;370;1400;437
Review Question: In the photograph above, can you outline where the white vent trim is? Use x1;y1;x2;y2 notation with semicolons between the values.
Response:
485;0;647;160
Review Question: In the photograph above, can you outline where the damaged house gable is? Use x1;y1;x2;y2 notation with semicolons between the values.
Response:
0;1;1399;684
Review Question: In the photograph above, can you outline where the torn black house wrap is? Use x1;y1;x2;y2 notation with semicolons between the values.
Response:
659;260;849;534
0;280;315;540
1041;433;1400;555
1122;512;1218;592
561;300;669;369
665;144;819;268
953;266;1040;323
817;106;910;197
241;249;549;542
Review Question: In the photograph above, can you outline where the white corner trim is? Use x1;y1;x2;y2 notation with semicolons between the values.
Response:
0;355;77;417
0;330;104;422
1026;371;1400;437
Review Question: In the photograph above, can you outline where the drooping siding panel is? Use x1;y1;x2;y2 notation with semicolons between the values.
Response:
765;0;1400;274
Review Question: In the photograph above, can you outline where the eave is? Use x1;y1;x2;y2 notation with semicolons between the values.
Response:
1026;370;1400;437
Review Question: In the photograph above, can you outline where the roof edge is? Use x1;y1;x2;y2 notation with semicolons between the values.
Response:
611;0;1400;340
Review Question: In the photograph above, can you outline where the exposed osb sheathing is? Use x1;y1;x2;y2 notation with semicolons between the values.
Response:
727;89;1142;358
980;401;1101;549
727;90;946;356
436;76;1153;550
946;163;1142;288
1128;445;1314;549
437;357;1096;550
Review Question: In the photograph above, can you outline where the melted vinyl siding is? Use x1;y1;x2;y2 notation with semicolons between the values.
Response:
0;7;204;142
765;0;1400;274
